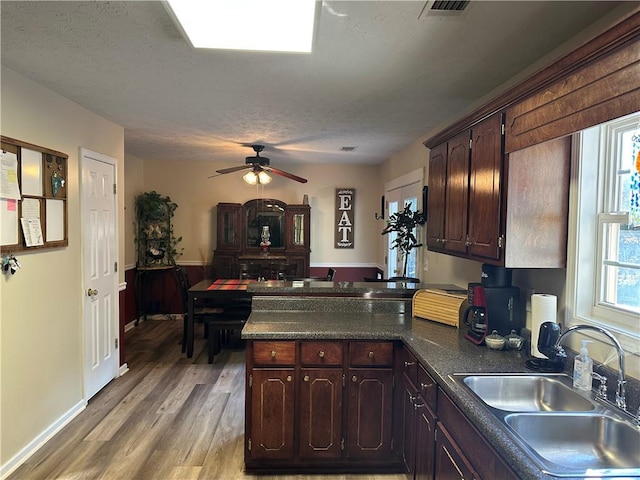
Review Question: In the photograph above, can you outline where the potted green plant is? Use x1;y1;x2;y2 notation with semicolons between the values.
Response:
135;191;183;266
381;202;425;279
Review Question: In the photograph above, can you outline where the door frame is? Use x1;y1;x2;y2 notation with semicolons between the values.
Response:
80;147;120;399
384;168;424;279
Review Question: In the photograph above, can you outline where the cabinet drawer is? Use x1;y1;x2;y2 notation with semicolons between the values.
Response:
252;341;296;365
300;341;343;366
349;341;393;366
418;364;438;411
396;344;418;385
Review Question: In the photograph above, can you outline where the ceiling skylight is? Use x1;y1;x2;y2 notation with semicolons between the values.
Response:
165;0;317;53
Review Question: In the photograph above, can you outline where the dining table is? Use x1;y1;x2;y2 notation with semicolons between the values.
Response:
186;278;255;358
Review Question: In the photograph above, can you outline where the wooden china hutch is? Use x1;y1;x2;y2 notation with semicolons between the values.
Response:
212;199;310;280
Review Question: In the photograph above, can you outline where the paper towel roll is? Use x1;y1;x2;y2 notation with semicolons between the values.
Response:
530;293;557;358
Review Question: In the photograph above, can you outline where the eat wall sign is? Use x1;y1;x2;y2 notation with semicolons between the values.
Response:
335;188;355;249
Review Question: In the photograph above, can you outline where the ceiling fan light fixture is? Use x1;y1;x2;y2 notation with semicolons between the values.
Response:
243;170;271;185
258;171;272;184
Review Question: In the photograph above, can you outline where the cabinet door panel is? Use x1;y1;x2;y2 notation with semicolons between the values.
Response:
444;131;470;254
213;253;236;279
435;424;476;480
468;113;503;260
438;389;518;479
400;382;417;473
216;203;242;250
299;368;343;459
347;368;393;459
427;143;447;249
249;369;295;460
416;403;437;480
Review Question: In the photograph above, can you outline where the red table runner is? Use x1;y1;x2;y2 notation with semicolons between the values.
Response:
207;279;256;291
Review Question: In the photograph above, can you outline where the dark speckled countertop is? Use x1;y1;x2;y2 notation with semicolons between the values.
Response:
246;280;464;298
242;295;586;480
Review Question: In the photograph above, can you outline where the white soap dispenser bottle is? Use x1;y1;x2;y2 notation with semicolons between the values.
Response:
573;340;593;390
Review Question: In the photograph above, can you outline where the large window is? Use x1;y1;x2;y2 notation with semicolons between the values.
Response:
568;112;640;348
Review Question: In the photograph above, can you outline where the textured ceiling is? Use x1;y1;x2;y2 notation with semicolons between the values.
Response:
0;1;628;167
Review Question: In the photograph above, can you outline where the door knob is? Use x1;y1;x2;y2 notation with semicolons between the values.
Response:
87;288;98;297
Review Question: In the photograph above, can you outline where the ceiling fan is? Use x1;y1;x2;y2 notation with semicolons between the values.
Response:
212;145;308;184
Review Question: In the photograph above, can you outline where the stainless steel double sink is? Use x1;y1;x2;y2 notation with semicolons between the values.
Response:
451;373;640;478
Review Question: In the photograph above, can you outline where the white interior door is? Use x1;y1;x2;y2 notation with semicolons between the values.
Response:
81;148;118;399
386;180;423;279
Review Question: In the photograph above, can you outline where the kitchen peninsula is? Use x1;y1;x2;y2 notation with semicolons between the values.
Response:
241;284;540;479
242;283;640;479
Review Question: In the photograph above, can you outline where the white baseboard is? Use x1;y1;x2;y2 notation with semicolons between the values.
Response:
1;399;87;480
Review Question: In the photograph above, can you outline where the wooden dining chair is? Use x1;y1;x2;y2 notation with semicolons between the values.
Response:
175;267;223;354
204;303;251;363
327;268;336;281
275;263;297;280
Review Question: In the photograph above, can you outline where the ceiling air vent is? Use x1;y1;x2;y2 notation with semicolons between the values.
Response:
420;0;470;17
429;1;469;11
340;146;357;152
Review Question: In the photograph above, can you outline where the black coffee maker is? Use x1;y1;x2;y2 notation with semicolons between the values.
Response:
464;264;523;345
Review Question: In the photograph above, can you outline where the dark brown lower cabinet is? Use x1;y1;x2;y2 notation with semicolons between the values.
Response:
396;344;438;480
346;368;394;460
245;340;515;477
246;340;398;472
249;368;295;460
299;368;343;459
400;383;418;472
436;388;518;480
415;402;437;480
434;424;477;480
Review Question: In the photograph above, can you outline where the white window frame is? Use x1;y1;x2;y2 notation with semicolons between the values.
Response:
566;112;640;354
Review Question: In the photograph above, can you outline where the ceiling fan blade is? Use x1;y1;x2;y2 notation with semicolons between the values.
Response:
215;165;253;175
266;166;308;183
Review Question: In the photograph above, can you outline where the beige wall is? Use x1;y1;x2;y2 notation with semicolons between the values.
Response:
0;67;125;469
124;153;144;268
135;159;381;268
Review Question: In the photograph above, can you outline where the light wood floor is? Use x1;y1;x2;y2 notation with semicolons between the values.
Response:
8;318;405;480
